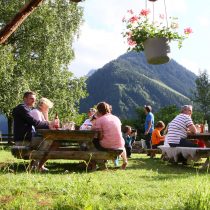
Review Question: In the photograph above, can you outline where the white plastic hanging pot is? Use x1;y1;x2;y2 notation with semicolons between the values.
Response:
70;0;82;2
143;37;171;65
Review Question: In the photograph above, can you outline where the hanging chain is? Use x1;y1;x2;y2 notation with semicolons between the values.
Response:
163;0;169;28
145;0;155;23
145;0;168;27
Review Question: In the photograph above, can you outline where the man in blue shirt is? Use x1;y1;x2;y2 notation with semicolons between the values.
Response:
144;105;154;149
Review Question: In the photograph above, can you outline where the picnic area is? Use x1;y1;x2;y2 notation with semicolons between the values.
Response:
1;146;210;209
1;0;210;209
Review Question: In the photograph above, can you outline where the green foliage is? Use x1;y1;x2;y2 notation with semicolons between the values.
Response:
191;111;205;124
191;70;210;120
72;112;87;126
0;45;26;117
155;105;179;127
122;107;146;140
128;107;146;139
0;0;87;122
80;52;196;119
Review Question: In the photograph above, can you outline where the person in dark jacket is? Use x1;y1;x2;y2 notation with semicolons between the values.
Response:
12;91;49;143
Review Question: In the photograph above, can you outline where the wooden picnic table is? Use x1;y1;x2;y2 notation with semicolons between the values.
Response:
187;132;210;140
187;132;210;147
11;129;123;169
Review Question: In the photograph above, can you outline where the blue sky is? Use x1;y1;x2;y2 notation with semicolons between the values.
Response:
69;0;210;77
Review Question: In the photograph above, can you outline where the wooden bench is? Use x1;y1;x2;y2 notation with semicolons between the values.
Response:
0;134;14;147
158;146;210;168
145;148;162;157
11;130;123;169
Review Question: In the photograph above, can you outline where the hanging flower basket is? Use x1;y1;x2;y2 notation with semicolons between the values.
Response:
143;37;170;64
122;8;192;65
70;0;82;2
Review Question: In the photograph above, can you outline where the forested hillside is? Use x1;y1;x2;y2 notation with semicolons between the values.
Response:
80;52;197;119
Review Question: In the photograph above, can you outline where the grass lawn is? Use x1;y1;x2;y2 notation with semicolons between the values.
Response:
0;148;210;210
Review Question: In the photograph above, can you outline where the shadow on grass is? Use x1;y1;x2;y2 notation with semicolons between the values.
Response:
0;160;90;174
0;153;209;175
128;155;209;176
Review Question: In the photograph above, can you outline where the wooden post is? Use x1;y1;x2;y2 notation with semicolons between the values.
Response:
0;0;44;44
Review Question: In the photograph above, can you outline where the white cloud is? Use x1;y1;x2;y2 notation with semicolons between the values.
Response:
178;58;210;76
178;58;200;75
197;16;210;27
70;23;127;77
70;0;210;78
166;0;187;13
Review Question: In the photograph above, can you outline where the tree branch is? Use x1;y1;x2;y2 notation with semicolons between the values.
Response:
0;0;44;44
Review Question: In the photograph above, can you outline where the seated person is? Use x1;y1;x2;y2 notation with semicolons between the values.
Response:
80;109;97;151
12;92;52;172
167;105;198;147
122;126;136;158
30;97;54;171
151;121;165;149
12;91;50;144
30;97;53;122
80;108;96;130
91;102;128;169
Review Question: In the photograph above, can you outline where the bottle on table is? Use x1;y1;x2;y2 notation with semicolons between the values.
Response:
54;112;60;130
204;120;208;133
200;124;204;133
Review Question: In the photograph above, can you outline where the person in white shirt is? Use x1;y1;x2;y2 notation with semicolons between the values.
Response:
30;97;53;122
80;108;96;130
30;97;54;171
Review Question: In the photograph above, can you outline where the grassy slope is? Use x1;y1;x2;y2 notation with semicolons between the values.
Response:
0;149;210;210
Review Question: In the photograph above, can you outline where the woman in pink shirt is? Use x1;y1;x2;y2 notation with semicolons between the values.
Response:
92;102;128;169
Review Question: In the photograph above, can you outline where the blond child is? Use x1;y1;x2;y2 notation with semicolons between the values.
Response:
151;121;165;149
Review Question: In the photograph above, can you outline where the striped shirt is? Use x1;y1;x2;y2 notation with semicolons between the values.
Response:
167;114;193;144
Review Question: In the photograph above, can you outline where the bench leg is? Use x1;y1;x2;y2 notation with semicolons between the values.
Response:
86;160;97;171
150;151;156;158
97;160;108;170
87;160;108;171
201;157;210;170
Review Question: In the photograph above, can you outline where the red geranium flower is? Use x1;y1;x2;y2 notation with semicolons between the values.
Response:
129;16;139;23
184;27;193;34
140;9;150;16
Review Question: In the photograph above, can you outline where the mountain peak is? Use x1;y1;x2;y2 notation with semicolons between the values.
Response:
80;51;197;118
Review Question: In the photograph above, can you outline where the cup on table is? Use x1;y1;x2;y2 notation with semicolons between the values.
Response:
195;124;201;133
68;122;75;130
62;122;75;130
62;122;69;130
